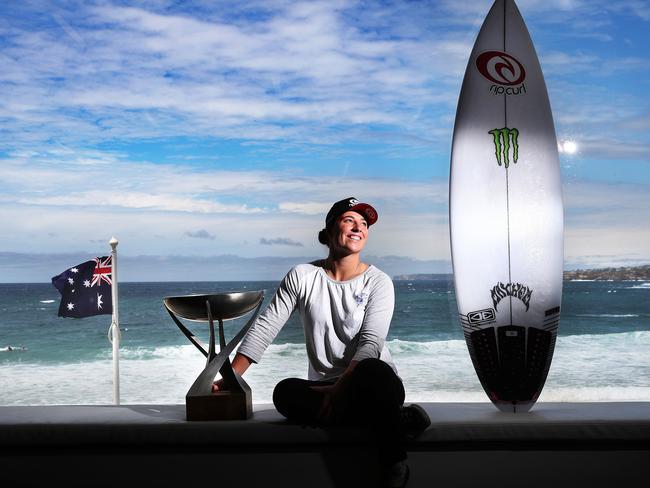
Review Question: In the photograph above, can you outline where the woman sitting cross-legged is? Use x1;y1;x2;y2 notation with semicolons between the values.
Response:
213;197;431;488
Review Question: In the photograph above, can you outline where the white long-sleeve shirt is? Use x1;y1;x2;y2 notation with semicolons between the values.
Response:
237;260;397;381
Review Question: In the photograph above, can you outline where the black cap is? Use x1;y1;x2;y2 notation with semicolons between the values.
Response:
325;197;378;228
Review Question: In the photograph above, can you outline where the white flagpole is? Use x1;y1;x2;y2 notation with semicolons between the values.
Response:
109;237;121;405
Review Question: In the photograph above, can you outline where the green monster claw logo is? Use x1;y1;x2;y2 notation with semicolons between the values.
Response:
489;127;519;168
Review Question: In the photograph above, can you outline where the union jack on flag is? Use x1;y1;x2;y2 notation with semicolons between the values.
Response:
51;256;113;318
91;256;113;287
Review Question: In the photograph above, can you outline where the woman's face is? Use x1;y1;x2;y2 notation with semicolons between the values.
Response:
330;211;368;255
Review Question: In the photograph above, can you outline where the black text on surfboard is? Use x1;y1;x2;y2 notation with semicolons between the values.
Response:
489;83;526;96
490;282;533;312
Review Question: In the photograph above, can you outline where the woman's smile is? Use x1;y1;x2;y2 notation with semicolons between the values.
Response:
335;211;368;252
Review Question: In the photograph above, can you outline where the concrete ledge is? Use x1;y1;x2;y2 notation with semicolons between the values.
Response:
2;402;649;447
1;402;649;487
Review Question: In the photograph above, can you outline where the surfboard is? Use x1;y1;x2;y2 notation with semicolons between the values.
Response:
449;0;563;412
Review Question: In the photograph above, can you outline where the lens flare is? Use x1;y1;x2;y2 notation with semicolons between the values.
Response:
562;140;578;154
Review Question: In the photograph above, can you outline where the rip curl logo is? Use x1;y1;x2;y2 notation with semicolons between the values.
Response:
476;51;526;85
490;282;533;312
489;127;519;169
476;51;527;96
349;198;359;207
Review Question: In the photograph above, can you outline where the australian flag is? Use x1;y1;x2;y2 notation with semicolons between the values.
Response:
51;256;113;318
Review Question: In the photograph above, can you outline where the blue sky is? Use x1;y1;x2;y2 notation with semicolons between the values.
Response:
1;0;649;281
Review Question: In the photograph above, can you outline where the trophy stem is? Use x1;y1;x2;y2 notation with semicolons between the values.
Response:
206;300;216;363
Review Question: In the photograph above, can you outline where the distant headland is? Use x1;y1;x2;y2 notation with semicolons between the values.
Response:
392;273;451;281
393;265;650;281
562;265;650;281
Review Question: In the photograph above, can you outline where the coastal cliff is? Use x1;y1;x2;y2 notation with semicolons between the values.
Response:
392;273;451;281
563;265;650;281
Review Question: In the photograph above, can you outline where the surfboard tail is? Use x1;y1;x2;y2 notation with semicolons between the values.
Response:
465;324;556;412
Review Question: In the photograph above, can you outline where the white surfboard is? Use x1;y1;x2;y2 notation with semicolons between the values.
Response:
449;0;563;412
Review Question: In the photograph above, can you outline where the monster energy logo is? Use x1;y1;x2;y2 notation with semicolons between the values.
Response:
489;127;519;168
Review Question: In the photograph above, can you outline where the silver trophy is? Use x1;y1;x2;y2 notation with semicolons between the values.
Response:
164;291;264;420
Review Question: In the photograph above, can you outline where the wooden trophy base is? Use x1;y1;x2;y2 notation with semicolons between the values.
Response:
186;390;252;421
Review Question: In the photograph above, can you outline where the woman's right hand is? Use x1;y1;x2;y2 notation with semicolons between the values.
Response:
211;353;253;393
212;378;225;393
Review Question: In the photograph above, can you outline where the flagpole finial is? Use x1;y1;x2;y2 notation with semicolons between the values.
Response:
109;237;118;249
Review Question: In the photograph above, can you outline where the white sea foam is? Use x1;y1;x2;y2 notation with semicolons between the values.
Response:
39;300;55;304
627;283;650;289
412;387;650;403
1;332;648;406
0;346;28;353
577;314;639;318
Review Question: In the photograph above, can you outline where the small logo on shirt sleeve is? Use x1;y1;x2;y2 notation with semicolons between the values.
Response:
354;292;368;305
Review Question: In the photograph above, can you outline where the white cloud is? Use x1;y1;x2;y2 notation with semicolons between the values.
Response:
260;237;304;247
2;141;648;268
17;191;267;214
279;201;330;215
577;139;650;161
2;0;647;163
561;180;650;266
540;51;599;75
605;0;650;21
0;0;649;271
185;229;216;240
563;181;650;226
0;0;465;149
0;146;450;259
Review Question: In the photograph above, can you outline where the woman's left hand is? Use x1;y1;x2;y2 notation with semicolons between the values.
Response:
311;384;340;421
311;362;356;422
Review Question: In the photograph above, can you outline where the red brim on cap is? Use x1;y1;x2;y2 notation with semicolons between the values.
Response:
349;203;378;226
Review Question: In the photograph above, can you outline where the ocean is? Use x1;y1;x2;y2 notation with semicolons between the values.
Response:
1;279;649;406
